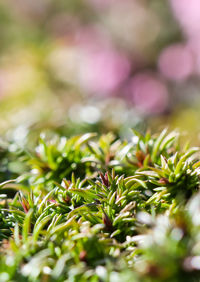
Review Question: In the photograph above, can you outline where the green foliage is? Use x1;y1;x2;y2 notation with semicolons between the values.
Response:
1;129;200;281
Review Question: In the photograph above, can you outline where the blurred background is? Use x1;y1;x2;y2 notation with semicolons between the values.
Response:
1;0;200;144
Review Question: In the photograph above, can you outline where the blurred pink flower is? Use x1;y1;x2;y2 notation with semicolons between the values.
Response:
79;47;131;95
169;0;200;38
187;37;200;75
74;25;111;51
127;73;169;114
158;44;194;81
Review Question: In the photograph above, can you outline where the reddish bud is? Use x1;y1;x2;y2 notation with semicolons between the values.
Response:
159;178;169;185
79;250;87;262
136;150;145;163
63;195;71;203
100;172;109;187
103;212;113;231
20;197;30;213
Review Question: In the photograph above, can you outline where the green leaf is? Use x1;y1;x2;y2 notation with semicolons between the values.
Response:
33;214;52;242
50;215;76;236
152;129;167;162
175;147;199;175
22;208;33;243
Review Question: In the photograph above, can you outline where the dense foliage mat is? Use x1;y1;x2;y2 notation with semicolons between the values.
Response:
1;129;200;281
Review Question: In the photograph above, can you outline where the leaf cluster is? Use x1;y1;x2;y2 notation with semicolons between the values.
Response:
0;129;200;281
